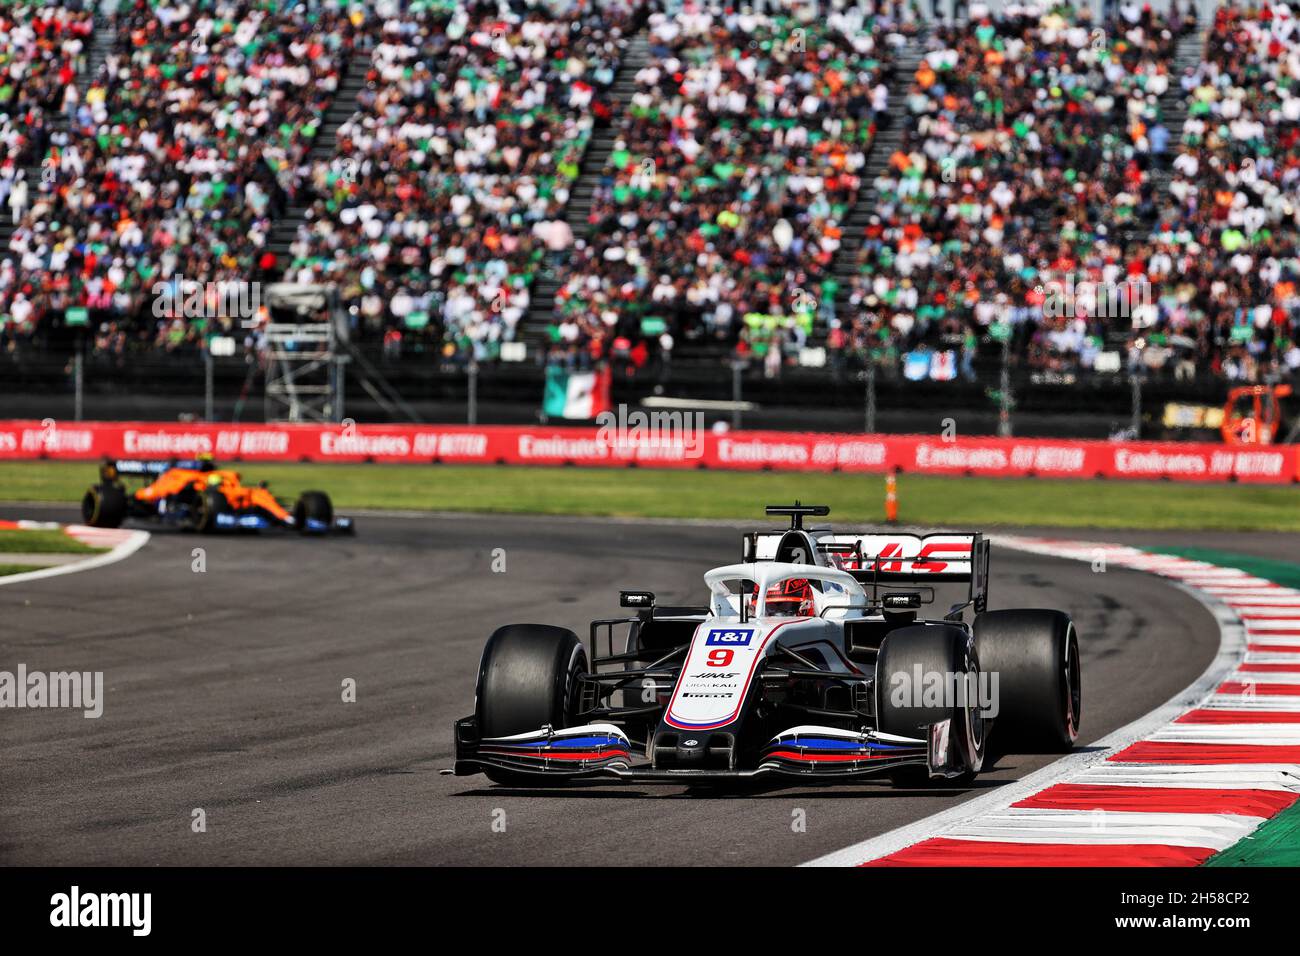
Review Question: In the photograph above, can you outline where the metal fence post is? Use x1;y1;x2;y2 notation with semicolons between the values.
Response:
998;333;1012;437
204;350;215;422
73;349;84;422
731;360;743;430
333;353;347;423
864;360;877;434
1130;369;1142;439
468;359;479;426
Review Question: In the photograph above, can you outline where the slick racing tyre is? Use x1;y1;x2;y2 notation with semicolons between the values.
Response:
475;624;587;786
973;609;1081;753
191;488;231;534
876;624;986;788
81;482;127;528
293;491;333;533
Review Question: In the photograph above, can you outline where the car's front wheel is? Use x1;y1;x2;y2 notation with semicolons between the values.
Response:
876;624;985;788
293;491;333;532
475;624;587;786
189;488;230;534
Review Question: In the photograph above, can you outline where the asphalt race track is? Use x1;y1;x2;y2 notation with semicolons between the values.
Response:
0;505;1227;866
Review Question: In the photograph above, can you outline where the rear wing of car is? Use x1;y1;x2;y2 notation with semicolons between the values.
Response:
101;458;212;480
747;530;990;614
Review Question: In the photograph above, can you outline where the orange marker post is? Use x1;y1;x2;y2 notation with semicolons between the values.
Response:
884;473;898;524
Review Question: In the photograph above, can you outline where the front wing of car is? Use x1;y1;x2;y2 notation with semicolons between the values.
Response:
296;514;356;535
451;719;968;783
213;510;356;534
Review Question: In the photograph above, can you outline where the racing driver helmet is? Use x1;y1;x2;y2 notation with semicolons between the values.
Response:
763;578;814;617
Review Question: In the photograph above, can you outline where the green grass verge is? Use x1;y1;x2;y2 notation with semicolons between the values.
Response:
1153;545;1300;867
1146;547;1300;591
0;563;46;576
1204;800;1300;867
1;460;1298;530
0;528;103;554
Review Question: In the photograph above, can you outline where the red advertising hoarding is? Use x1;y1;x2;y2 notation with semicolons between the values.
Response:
1;420;1296;483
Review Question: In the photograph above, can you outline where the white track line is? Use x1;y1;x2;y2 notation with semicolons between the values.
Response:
939;810;1263;850
802;536;1248;867
1200;695;1300;711
1217;672;1300;684
1243;635;1300;646
1072;765;1300;791
0;527;150;587
1150;725;1300;744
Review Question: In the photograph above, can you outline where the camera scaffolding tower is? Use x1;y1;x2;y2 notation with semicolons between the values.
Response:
260;283;421;424
262;284;348;423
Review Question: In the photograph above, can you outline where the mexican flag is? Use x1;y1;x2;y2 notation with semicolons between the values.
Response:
543;365;611;420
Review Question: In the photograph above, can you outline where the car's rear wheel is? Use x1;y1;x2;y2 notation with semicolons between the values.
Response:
294;491;333;532
876;624;985;788
81;483;127;528
974;609;1081;753
476;624;587;786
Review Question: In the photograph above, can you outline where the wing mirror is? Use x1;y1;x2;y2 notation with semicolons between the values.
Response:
883;592;922;611
620;590;655;609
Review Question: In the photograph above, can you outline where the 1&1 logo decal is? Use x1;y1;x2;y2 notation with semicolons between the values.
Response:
704;628;755;647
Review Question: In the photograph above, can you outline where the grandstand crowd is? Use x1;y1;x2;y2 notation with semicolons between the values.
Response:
284;0;640;365
0;0;1297;390
550;1;898;372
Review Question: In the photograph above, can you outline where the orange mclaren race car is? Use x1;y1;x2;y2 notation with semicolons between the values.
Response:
81;457;355;534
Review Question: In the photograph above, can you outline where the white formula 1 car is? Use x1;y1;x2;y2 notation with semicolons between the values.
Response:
454;504;1081;787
